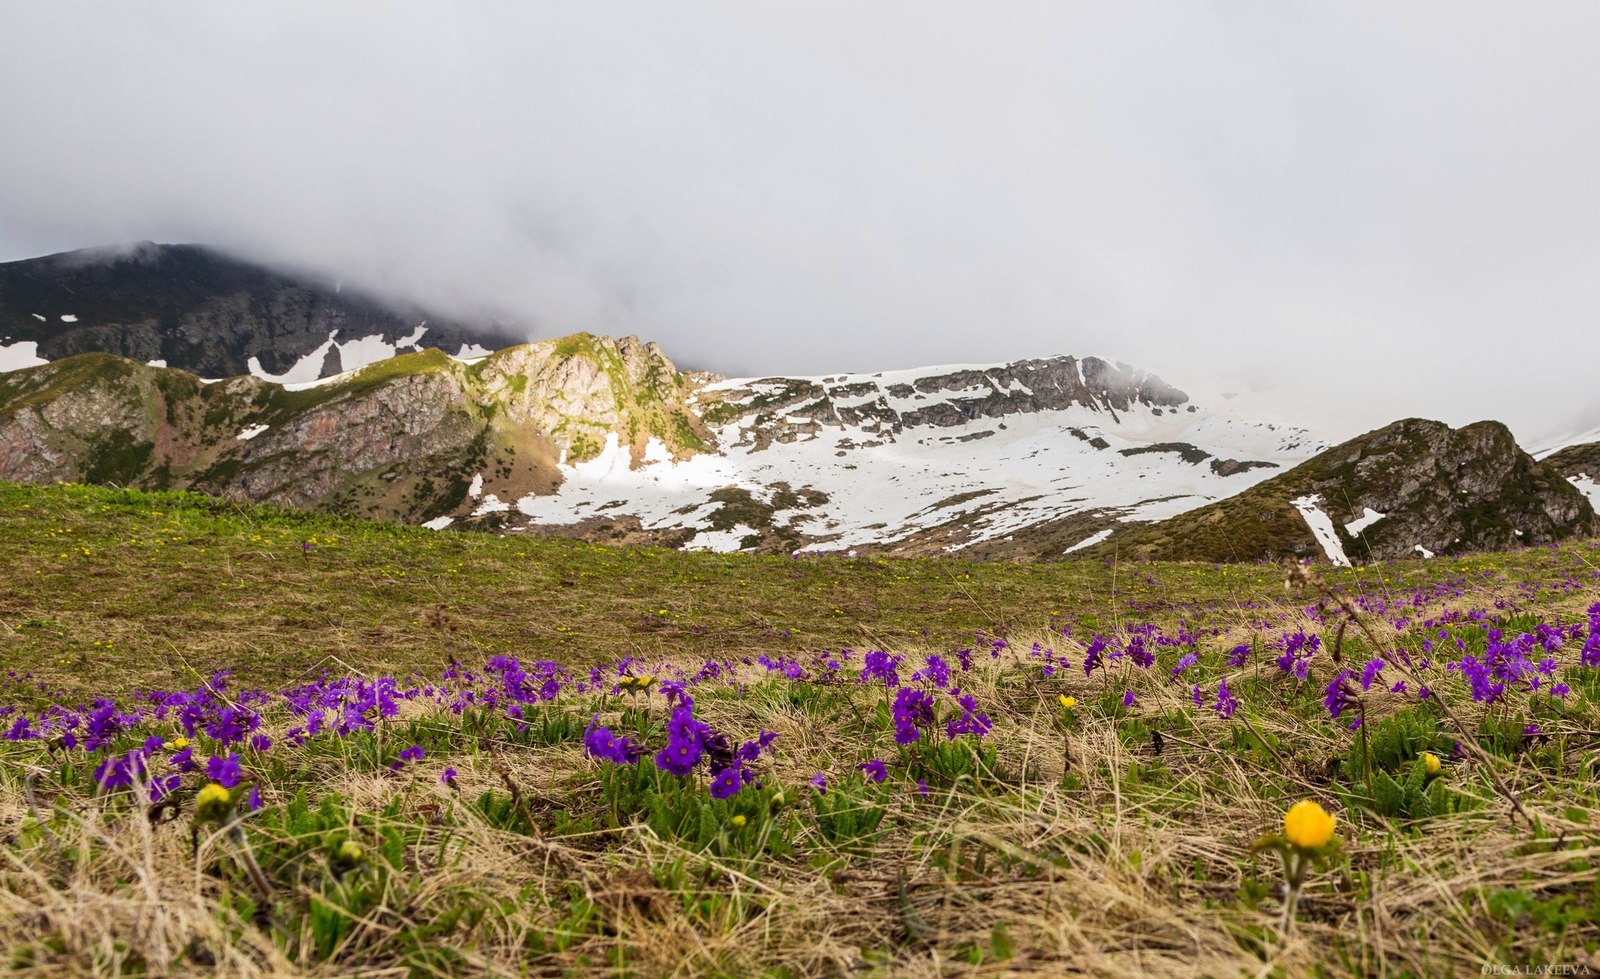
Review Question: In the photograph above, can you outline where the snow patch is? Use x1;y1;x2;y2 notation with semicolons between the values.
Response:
146;359;168;368
1414;544;1435;559
467;473;484;499
0;340;49;373
641;438;673;465
422;516;454;531
59;314;77;323
473;494;510;516
453;343;494;361
1291;495;1352;567
236;424;270;441
1064;528;1114;554
1344;507;1386;536
249;332;338;385
684;525;758;552
1568;474;1599;510
30;313;46;322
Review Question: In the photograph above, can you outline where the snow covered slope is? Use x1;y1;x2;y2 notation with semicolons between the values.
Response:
498;355;1328;555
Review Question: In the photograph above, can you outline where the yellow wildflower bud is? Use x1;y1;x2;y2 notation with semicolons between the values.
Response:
195;783;233;823
1283;800;1337;851
336;840;364;864
169;737;190;751
1421;752;1441;774
730;814;747;828
1058;695;1077;709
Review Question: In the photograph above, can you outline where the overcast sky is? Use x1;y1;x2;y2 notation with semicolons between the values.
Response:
2;3;1597;444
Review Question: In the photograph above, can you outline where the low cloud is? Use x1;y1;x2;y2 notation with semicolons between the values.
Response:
3;3;1598;444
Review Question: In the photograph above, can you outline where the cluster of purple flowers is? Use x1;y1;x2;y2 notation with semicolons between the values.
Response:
891;687;936;745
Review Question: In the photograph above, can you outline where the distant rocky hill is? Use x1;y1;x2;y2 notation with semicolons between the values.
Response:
1542;437;1600;512
2;241;1591;560
0;334;705;524
1076;418;1596;564
0;242;514;380
0;332;1323;552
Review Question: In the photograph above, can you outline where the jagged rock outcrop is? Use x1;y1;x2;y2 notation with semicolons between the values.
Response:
1079;418;1597;563
699;355;1193;450
0;242;513;378
0;334;705;523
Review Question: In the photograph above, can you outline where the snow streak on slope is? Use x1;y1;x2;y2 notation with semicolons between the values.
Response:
1570;474;1600;511
511;358;1328;554
1291;495;1352;568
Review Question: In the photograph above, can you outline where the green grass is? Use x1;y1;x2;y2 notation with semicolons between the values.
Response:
2;480;1599;975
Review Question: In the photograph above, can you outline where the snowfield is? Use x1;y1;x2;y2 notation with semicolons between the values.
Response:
512;362;1330;554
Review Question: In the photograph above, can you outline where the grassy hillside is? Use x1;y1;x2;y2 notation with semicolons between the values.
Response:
1;481;1598;975
1081;418;1596;563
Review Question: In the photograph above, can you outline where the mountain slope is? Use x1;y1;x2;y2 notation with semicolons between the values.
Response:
0;338;1323;554
1541;438;1600;512
0;242;512;380
500;355;1326;554
1076;418;1597;564
0;333;705;523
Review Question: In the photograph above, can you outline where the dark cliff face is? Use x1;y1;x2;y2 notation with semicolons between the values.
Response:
0;242;513;378
1079;418;1597;564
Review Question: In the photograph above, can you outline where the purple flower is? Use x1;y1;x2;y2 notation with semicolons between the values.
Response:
399;745;426;763
1121;688;1137;708
911;655;951;689
944;692;992;740
440;767;458;785
1214;678;1238;720
1359;658;1385;691
860;759;888;783
808;773;828;794
206;752;242;789
95;749;150;792
709;765;745;799
1323;670;1358;720
1082;637;1107;677
655;701;710;776
583;718;641;765
860;650;903;687
891;687;937;745
1227;644;1251;667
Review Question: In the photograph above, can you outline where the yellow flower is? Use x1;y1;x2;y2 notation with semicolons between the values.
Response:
169;737;190;751
337;840;364;863
1421;752;1441;774
195;782;233;823
1058;695;1077;709
1283;800;1337;850
730;815;747;828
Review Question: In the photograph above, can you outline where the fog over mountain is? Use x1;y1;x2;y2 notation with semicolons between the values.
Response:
3;3;1599;444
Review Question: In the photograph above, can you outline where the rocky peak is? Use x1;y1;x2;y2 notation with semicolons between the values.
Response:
474;333;704;463
1080;416;1596;563
695;354;1190;450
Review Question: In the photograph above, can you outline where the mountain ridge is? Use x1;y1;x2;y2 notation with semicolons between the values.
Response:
0;242;515;380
